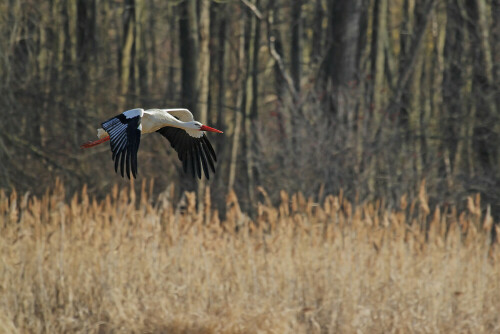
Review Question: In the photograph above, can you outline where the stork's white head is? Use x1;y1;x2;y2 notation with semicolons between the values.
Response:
184;121;223;133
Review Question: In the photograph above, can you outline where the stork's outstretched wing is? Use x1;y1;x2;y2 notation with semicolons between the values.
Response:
156;126;217;179
165;108;195;122
101;108;143;179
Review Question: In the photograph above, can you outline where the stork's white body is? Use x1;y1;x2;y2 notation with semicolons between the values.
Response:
97;108;203;139
82;107;222;179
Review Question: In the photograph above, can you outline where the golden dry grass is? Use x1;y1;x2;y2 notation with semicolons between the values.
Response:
0;180;500;333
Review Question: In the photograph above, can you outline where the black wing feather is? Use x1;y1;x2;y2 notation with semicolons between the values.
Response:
200;138;215;173
114;151;120;173
102;113;142;179
202;136;217;162
156;127;218;179
125;147;131;179
198;141;210;179
192;143;201;179
130;130;140;178
179;137;190;174
120;149;126;177
189;146;196;178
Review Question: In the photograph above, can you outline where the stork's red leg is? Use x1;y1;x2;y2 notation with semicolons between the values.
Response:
80;136;110;148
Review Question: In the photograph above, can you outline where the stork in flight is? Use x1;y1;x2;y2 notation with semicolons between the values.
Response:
81;108;223;179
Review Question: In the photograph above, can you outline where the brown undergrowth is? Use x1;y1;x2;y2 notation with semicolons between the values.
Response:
0;180;499;333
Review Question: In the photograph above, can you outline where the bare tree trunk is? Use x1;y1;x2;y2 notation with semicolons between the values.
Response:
164;3;176;103
442;0;463;187
119;0;136;109
367;0;388;196
179;0;199;113
476;0;495;96
135;0;148;105
215;3;227;155
268;0;293;144
397;0;414;131
409;45;424;180
329;0;362;147
76;0;96;145
494;0;500;96
455;48;474;179
66;1;78;145
77;0;95;88
178;0;199;193
493;0;500;165
243;0;261;208
228;15;247;192
60;1;73;138
311;0;324;63
330;0;362;87
428;4;446;180
197;0;211;217
387;0;436;115
148;0;158;93
476;0;498;167
290;0;302;93
370;0;387;124
250;0;261;192
214;2;228;214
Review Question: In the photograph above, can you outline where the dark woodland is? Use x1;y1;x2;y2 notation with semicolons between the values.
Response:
1;0;499;217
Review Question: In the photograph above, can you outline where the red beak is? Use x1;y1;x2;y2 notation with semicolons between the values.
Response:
200;125;223;133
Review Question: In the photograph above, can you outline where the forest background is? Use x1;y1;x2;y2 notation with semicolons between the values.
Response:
0;0;499;218
2;1;500;332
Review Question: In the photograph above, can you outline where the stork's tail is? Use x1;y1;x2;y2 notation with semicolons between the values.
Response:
80;136;110;148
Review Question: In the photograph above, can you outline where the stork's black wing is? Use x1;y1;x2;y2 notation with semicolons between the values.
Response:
156;127;217;179
102;112;142;179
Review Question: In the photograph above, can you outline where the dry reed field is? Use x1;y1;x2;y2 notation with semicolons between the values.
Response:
0;180;500;333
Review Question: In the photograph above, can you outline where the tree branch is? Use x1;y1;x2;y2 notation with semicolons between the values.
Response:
268;35;300;103
388;0;436;113
263;2;299;106
240;0;263;20
3;132;79;177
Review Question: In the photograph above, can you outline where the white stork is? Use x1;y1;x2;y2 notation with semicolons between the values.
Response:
81;108;223;179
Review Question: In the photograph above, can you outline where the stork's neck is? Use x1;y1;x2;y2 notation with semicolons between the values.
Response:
166;116;187;128
142;109;197;133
